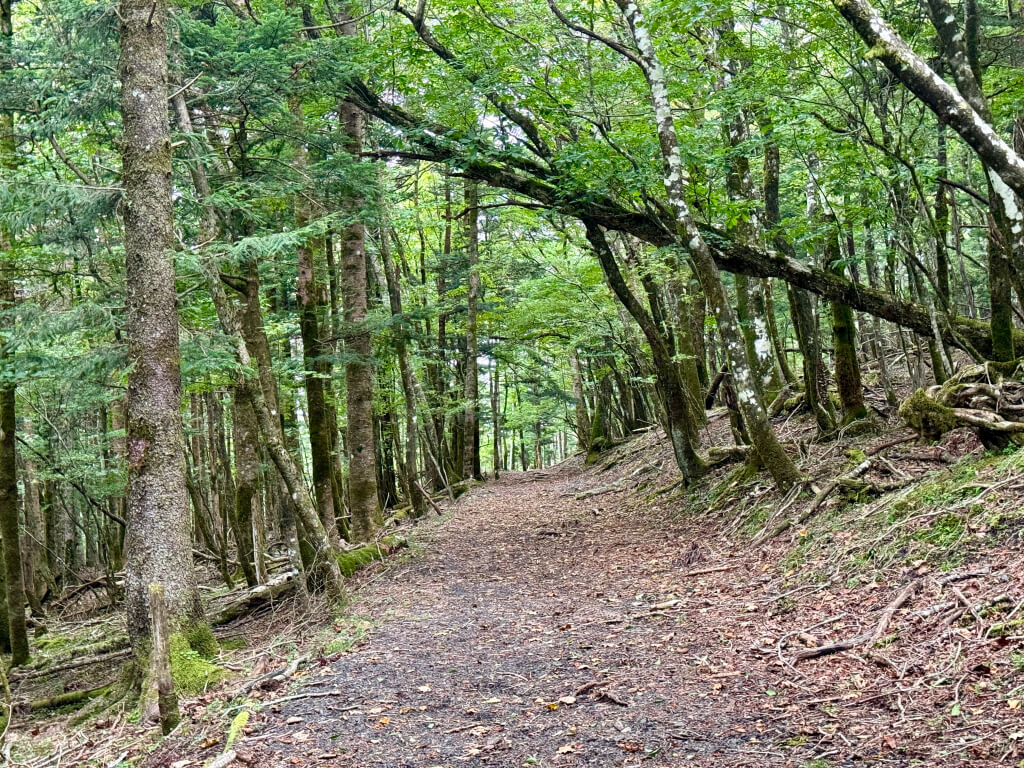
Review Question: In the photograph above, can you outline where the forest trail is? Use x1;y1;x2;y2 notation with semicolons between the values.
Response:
140;437;1024;768
219;461;784;768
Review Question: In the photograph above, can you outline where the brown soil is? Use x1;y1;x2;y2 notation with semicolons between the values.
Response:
149;438;1023;768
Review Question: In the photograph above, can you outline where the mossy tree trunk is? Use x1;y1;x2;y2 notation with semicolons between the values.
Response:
463;180;482;481
826;222;867;424
118;0;202;651
0;295;27;666
231;394;260;588
336;7;378;542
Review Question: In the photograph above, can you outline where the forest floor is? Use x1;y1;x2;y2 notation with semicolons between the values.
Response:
139;422;1024;768
9;415;1024;768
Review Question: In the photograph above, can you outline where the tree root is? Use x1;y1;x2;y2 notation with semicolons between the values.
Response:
900;362;1024;448
762;434;915;541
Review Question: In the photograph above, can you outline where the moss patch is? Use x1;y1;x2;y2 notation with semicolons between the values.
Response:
899;389;957;442
219;636;248;651
185;621;218;659
335;537;408;578
169;633;226;694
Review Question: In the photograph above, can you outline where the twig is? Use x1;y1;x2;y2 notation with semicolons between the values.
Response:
682;563;740;577
793;581;919;662
206;750;236;768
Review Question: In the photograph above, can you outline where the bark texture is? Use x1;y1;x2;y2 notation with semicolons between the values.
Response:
0;0;28;666
119;0;201;645
339;76;378;543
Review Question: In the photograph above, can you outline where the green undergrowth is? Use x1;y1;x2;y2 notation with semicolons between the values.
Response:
785;444;1024;582
169;631;226;694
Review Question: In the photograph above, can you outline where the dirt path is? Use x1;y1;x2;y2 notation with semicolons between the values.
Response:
192;457;1017;768
226;463;793;768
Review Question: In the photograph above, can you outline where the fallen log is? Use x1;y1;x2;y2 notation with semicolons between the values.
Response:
574;481;627;500
21;636;130;673
211;572;299;626
211;538;410;624
15;684;112;714
10;648;132;681
336;536;408;577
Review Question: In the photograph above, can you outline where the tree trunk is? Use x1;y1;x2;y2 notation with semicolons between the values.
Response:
615;0;801;489
826;223;868;424
0;6;27;665
585;224;706;480
338;36;378;542
463;180;482;481
118;0;202;650
296;221;341;540
231;394;260;588
22;421;53;609
379;224;426;515
491;357;501;477
762;128;835;432
571;351;590;450
0;316;27;666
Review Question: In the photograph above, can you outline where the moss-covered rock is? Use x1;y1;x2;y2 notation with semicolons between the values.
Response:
169;633;225;694
899;389;957;442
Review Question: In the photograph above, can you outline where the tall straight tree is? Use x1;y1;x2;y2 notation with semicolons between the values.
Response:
0;0;28;666
463;180;481;481
337;7;378;543
379;220;426;516
118;0;201;650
